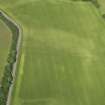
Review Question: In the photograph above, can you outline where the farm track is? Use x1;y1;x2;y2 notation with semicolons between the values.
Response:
0;10;22;105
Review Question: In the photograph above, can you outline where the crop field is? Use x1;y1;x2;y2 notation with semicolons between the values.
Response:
0;0;105;105
0;20;11;80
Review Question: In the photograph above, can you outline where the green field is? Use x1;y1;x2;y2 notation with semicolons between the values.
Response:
0;0;105;105
0;20;11;80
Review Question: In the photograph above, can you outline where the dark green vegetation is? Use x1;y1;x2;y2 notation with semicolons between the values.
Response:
0;12;19;105
0;0;105;105
0;19;11;80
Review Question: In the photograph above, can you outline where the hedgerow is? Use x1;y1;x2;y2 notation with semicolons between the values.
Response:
0;12;19;105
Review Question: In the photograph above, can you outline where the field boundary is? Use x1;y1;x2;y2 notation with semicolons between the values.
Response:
0;10;22;105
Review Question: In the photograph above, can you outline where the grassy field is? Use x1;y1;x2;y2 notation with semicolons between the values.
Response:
0;0;105;105
0;20;11;80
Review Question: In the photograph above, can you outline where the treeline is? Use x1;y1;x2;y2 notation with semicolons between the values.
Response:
0;12;19;105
